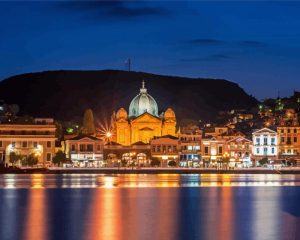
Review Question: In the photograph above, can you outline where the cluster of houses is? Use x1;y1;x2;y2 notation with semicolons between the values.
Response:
0;109;298;168
0;84;299;168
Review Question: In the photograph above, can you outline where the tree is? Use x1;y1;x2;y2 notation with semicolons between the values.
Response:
82;109;96;135
22;154;38;167
259;157;268;166
168;160;177;167
222;156;230;169
287;159;297;167
150;158;160;167
52;151;67;166
121;159;128;167
55;121;64;140
9;152;22;166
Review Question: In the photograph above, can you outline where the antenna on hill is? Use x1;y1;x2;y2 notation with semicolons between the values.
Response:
125;58;131;72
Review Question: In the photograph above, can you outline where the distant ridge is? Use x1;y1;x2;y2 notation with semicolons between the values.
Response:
0;70;257;123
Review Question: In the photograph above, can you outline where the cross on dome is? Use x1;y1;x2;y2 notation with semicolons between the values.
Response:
140;80;147;93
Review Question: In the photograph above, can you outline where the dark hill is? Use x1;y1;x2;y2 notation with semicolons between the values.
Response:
0;70;257;123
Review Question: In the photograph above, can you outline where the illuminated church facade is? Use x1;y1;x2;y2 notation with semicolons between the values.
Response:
111;81;177;146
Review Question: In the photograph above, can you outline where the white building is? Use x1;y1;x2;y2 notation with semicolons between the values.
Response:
252;128;278;162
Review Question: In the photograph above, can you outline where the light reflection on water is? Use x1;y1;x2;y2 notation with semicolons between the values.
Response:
0;173;299;189
0;174;300;240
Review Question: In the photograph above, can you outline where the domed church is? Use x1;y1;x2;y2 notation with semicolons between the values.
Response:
111;81;177;145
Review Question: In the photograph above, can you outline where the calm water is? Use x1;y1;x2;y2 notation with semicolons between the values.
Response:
0;174;300;240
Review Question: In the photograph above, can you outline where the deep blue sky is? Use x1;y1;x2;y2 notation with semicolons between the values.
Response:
0;1;300;99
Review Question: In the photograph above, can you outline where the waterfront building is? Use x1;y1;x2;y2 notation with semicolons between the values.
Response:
225;136;252;167
111;81;177;145
104;141;150;167
64;135;103;167
277;109;300;162
201;137;226;166
178;126;202;167
252;128;278;162
0;118;56;167
150;135;179;167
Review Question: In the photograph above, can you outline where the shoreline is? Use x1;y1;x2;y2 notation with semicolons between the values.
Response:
2;167;300;174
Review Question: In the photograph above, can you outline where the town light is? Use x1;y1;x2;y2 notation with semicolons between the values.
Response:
106;132;112;138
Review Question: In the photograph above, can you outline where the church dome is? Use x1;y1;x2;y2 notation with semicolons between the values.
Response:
129;81;159;118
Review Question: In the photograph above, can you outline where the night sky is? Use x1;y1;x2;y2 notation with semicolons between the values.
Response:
0;1;300;99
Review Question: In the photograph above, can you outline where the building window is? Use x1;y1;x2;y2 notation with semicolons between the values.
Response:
71;144;75;151
162;145;166;153
46;153;51;161
256;138;260;145
173;145;177;152
33;142;38;148
256;148;260;154
204;146;209;155
47;141;51;148
80;144;86;152
281;129;284;133
152;145;156;152
271;138;275;145
288;129;290;133
157;145;161;152
12;142;16;148
87;144;93;152
263;138;268;145
281;137;285;143
263;147;268;155
22;141;27;148
97;144;101;151
168;145;172;152
294;137;297;143
271;148;275;154
294;129;297;133
287;137;291;145
0;141;2;148
218;146;223;154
